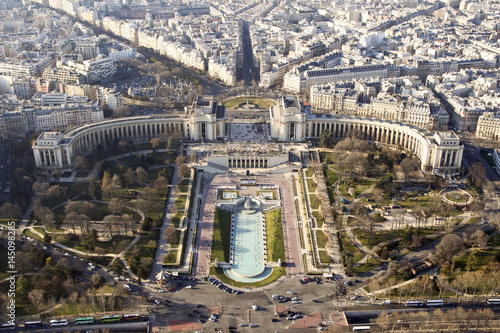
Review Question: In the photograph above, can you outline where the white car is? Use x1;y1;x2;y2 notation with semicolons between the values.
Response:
287;291;296;295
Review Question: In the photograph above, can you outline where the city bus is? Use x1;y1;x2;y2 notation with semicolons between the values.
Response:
75;316;95;324
24;321;43;328
49;319;68;326
487;299;500;305
122;314;140;321
0;323;15;330
405;300;424;307
426;299;444;306
352;326;371;331
101;315;121;323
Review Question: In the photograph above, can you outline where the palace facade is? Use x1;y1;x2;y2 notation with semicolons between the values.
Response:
33;95;463;176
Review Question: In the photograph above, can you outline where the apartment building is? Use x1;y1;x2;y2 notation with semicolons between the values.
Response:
43;68;86;85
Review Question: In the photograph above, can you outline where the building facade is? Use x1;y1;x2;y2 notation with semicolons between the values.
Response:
33;95;462;176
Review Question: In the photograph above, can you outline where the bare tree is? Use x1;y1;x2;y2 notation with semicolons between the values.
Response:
435;234;464;263
69;292;79;317
120;214;134;236
103;215;119;237
112;105;132;118
109;198;127;215
469;162;486;187
135;167;148;183
28;289;45;318
65;211;79;234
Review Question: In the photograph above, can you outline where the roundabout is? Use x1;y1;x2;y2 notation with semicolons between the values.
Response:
439;188;474;207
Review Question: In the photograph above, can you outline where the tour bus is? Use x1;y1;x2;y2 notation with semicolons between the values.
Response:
75;316;95;324
0;323;15;330
101;315;121;323
352;326;371;331
24;321;43;328
426;299;444;306
405;300;424;307
49;319;68;326
122;314;140;321
487;299;500;305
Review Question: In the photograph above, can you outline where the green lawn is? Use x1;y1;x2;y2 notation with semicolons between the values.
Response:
307;179;317;193
97;236;135;254
316;230;328;248
33;227;48;238
223;97;276;109
59;235;135;254
353;228;400;249
305;168;314;178
91;256;113;266
163;250;178;264
0;219;18;226
324;168;339;185
23;229;44;242
179;178;190;193
169;230;182;248
175;194;187;212
265;209;285;262
211;209;232;263
210;266;285;288
171;212;184;228
309;194;320;210
312;211;324;228
453;250;500;272
126;231;158;260
319;250;332;264
356;256;381;274
118;152;177;168
147;166;174;183
488;233;500;247
340;232;365;263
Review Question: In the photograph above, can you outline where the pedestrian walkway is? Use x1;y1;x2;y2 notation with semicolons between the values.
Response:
149;164;180;281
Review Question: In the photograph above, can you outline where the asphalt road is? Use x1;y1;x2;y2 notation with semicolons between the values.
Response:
241;21;257;86
462;144;499;182
15;321;149;332
0;140;12;202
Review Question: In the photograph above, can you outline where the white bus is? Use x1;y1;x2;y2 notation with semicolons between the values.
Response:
405;300;424;307
426;299;444;306
487;299;500;305
352;326;371;331
0;323;15;330
49;319;68;326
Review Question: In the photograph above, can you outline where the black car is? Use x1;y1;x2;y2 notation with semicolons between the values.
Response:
271;318;280;322
228;326;236;329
